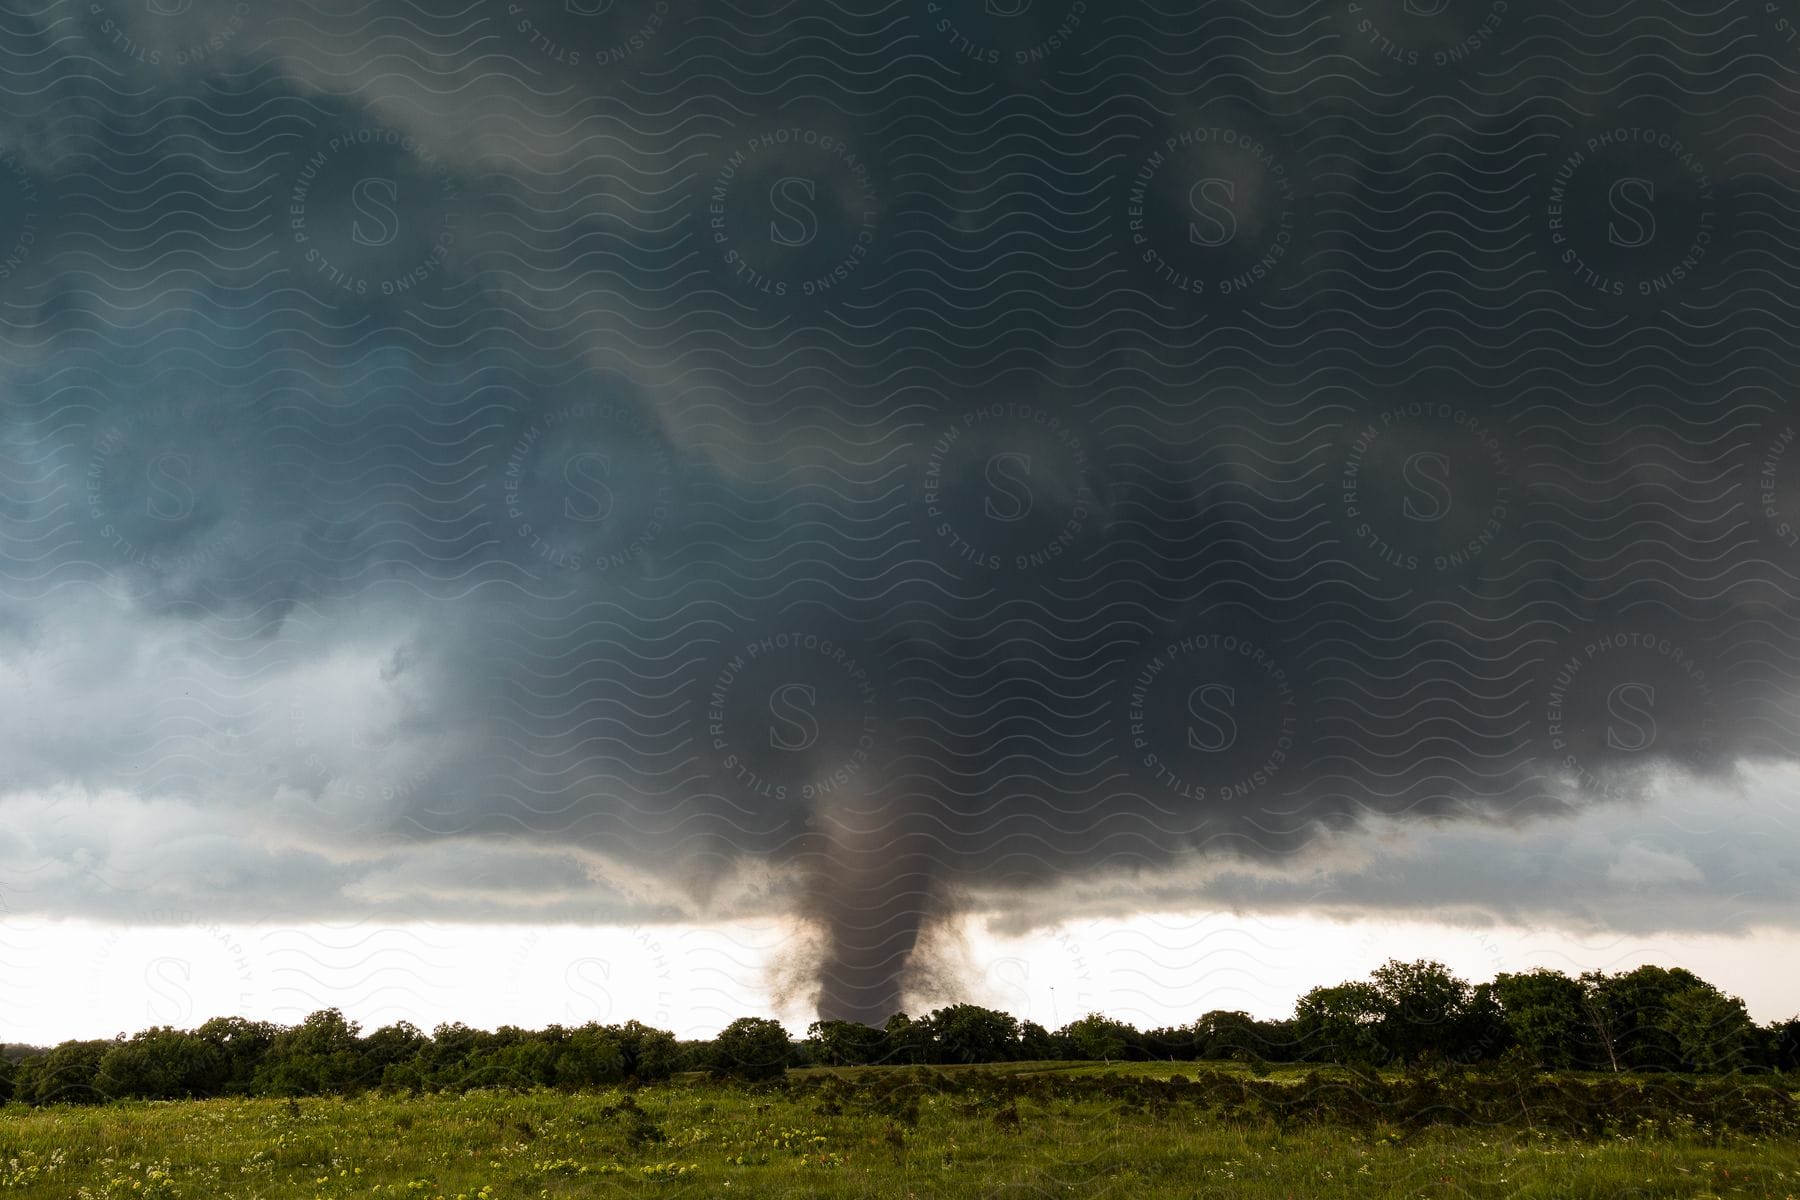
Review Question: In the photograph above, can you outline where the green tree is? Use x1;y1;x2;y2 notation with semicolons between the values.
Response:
883;1013;926;1065
255;1009;363;1096
31;1039;112;1104
1295;982;1385;1065
1493;969;1590;1068
1457;983;1512;1063
1582;966;1719;1072
713;1018;791;1081
1193;1010;1261;1060
1018;1020;1058;1061
97;1028;221;1100
612;1020;679;1080
194;1016;278;1095
1661;984;1760;1074
807;1018;886;1066
924;1005;1020;1065
1767;1016;1800;1073
1577;970;1624;1072
1369;959;1473;1064
359;1021;427;1092
474;1027;555;1089
1062;1013;1133;1063
554;1023;627;1089
10;1057;42;1104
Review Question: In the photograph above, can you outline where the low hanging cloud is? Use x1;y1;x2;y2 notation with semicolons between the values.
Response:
0;0;1796;1024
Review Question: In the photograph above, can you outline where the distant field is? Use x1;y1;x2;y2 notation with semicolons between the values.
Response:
1;1066;1796;1199
791;1058;1679;1086
795;1059;1389;1081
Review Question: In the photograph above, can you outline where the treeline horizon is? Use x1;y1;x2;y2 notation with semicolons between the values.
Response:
6;958;1799;1105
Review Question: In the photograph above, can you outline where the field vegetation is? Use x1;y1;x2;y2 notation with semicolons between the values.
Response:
0;1062;1796;1198
1;959;1796;1197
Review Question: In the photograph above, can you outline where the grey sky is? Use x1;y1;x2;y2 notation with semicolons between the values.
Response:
0;0;1797;1024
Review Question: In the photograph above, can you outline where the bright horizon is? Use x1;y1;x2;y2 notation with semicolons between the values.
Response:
3;0;1799;1080
6;910;1796;1048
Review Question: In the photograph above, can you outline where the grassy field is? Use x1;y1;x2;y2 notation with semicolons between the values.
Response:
0;1063;1796;1199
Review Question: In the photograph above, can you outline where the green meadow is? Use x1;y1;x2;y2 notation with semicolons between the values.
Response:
1;1062;1797;1200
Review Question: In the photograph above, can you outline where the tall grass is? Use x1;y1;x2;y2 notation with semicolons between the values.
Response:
0;1063;1793;1198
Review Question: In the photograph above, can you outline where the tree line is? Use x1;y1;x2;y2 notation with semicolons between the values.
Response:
808;961;1799;1077
4;959;1796;1104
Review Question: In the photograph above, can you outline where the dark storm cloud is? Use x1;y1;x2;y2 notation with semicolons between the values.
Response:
0;0;1797;1022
